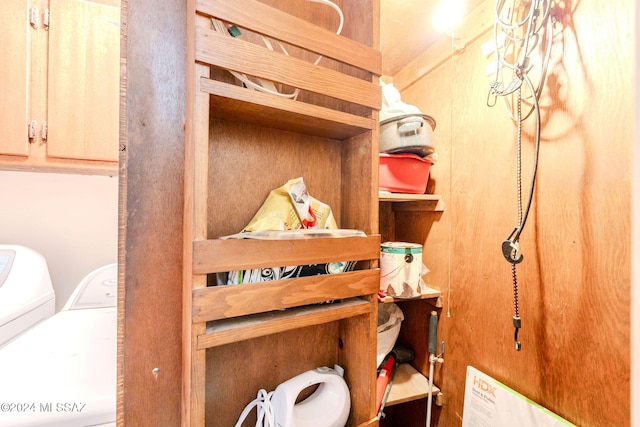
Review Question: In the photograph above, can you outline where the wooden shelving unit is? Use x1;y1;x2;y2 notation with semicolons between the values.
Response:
378;191;445;418
184;1;381;425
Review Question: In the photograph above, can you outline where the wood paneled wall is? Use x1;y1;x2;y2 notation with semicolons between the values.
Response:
394;1;632;425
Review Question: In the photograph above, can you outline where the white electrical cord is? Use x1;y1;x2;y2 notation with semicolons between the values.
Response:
489;0;552;121
211;0;344;100
234;389;276;427
487;0;552;351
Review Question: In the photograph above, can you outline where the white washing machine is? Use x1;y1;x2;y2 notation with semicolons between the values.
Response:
0;263;117;427
0;245;55;347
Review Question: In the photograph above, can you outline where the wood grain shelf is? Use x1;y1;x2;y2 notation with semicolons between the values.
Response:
378;191;444;212
380;285;442;304
386;363;441;407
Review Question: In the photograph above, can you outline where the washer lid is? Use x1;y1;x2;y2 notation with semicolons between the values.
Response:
63;264;117;311
0;245;54;327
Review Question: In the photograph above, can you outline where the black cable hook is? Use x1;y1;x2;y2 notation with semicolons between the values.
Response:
502;226;524;264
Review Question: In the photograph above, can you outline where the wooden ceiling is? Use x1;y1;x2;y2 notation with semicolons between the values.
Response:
380;0;484;76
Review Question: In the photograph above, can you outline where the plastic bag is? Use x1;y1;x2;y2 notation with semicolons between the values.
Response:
377;303;404;368
243;177;337;232
380;82;423;123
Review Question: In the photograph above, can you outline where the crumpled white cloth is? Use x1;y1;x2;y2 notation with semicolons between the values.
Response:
380;82;424;122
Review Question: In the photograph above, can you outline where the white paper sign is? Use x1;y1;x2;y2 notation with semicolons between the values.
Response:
462;366;575;427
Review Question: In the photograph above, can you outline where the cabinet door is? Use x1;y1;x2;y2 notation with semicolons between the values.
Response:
47;0;120;162
0;0;30;156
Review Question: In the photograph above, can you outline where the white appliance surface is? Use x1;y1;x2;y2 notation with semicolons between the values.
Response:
63;263;117;310
0;264;116;427
0;245;55;347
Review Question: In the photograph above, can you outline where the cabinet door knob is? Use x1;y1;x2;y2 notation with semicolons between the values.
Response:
29;7;39;29
43;8;50;30
28;121;37;142
41;121;48;142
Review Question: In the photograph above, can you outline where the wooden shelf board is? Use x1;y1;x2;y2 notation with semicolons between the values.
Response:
198;297;373;349
378;192;444;212
378;192;442;202
386;363;440;407
192;234;380;274
202;78;377;140
193;269;379;322
381;285;442;303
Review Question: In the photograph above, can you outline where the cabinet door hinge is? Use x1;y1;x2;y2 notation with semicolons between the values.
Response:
43;8;50;30
41;121;48;142
29;7;39;29
28;120;38;143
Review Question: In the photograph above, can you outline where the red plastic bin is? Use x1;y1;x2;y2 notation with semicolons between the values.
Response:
379;153;433;194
